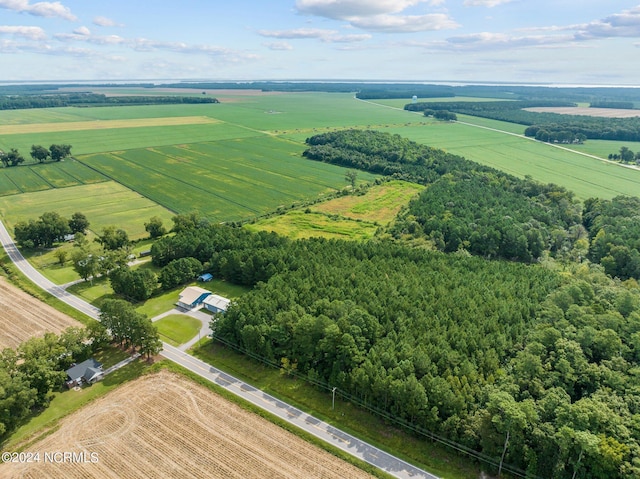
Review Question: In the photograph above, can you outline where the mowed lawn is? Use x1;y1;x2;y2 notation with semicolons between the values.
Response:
155;314;202;346
0;181;175;240
78;136;378;222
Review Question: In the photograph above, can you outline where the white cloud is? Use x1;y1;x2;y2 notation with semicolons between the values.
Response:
0;24;46;40
258;28;371;43
575;6;640;40
93;16;123;28
296;0;428;18
463;0;513;7
295;0;458;33
263;41;294;51
258;28;337;39
350;13;458;32
73;26;91;36
0;0;76;21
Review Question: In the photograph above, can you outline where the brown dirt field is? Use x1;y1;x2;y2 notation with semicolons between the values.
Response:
0;276;81;349
1;116;220;135
0;371;375;479
524;107;640;118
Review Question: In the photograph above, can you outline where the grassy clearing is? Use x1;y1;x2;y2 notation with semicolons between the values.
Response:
191;340;478;479
313;180;424;222
246;181;424;240
2;351;150;451
0;181;175;240
246;210;380;241
155;314;202;346
79;137;378;222
66;276;116;307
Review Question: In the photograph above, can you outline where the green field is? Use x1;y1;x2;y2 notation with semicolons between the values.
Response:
0;181;175;240
0;91;639;236
78;137;378;222
246;180;424;240
155;314;202;346
0;159;107;196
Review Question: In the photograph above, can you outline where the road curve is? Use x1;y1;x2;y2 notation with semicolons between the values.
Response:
0;219;440;479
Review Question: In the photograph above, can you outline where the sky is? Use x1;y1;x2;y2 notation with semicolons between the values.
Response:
1;0;639;85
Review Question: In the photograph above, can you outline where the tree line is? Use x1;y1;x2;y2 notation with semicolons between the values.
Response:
405;100;640;142
607;146;640;165
303;130;640;282
0;325;105;440
0;93;218;111
0;144;72;167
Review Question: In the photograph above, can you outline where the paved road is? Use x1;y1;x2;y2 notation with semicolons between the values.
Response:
161;343;439;479
0;219;439;479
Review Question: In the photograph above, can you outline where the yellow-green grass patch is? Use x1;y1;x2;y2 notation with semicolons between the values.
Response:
155;314;202;346
0;116;220;135
247;210;379;241
312;180;424;223
0;181;175;240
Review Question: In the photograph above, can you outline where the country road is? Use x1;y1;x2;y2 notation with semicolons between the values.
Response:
0;219;440;479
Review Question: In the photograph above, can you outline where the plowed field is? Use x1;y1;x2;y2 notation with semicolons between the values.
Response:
0;276;80;349
0;371;374;479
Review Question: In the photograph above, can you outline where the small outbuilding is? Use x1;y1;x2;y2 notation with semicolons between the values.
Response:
198;273;213;282
203;294;231;314
177;286;211;310
66;358;103;388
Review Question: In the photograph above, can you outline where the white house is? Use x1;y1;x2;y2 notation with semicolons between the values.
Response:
177;286;211;310
203;294;231;313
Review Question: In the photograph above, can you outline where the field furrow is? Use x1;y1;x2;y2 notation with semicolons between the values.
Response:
0;371;374;479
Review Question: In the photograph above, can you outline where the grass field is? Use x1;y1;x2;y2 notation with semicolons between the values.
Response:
2;93;638;207
247;210;380;241
78;137;378;222
246;181;424;240
0;181;175;240
155;314;202;346
0;370;377;479
0;159;107;196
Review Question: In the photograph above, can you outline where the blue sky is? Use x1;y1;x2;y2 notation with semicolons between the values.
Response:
1;0;639;85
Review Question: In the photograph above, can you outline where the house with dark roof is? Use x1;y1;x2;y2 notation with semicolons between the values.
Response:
66;358;103;388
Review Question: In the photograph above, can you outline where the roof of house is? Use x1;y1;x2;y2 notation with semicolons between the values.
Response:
203;294;231;311
198;273;213;281
66;358;102;381
178;286;211;306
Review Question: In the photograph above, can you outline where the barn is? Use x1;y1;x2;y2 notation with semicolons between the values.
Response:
203;294;231;313
177;286;211;310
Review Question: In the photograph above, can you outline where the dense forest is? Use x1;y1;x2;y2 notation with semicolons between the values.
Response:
0;93;218;110
146;126;640;476
303;130;640;282
405;100;640;142
151;219;640;478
